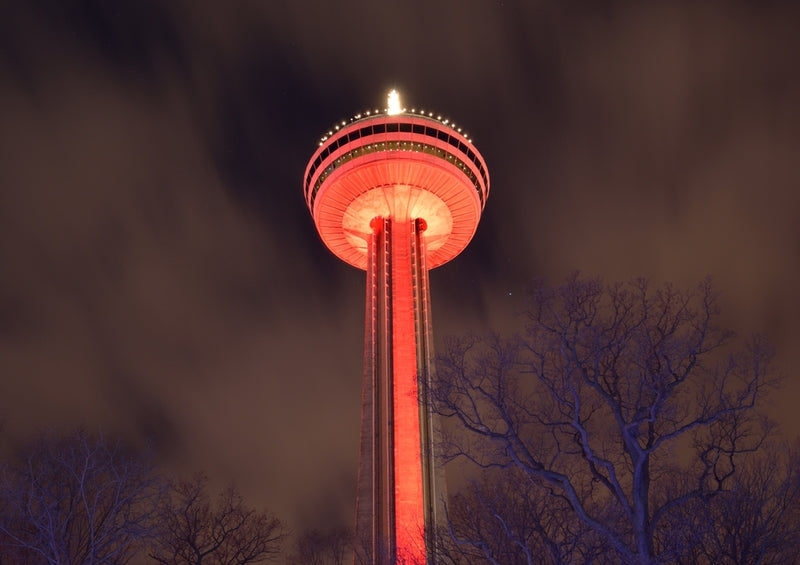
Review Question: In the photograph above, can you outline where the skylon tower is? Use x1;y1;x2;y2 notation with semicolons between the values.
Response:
304;91;489;564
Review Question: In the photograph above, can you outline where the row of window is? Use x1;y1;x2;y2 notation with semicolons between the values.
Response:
306;121;488;193
306;140;486;208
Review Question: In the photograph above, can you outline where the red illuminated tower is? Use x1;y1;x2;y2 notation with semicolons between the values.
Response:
304;91;489;564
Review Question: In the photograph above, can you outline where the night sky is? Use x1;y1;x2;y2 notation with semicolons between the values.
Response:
1;0;799;541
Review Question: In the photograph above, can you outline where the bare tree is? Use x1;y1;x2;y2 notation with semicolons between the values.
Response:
0;429;165;565
669;440;800;564
431;275;780;565
445;468;609;565
288;526;353;565
149;473;285;565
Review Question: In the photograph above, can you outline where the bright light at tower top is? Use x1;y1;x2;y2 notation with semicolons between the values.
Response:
387;89;402;115
316;91;481;146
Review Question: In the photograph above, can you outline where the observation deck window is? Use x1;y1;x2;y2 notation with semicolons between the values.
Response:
307;119;489;208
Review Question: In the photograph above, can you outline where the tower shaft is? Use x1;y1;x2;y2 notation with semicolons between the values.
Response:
357;217;445;564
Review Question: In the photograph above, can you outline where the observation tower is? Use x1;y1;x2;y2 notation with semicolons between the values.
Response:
304;91;489;564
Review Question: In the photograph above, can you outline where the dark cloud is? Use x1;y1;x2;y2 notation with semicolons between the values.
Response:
1;0;798;544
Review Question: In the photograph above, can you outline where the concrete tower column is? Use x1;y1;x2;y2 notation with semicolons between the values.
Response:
356;217;443;564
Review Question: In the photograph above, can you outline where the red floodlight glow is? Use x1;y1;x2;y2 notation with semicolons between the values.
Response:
304;92;489;564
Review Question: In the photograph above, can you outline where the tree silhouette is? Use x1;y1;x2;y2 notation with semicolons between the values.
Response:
288;526;353;565
149;473;284;565
0;429;164;565
432;275;781;564
445;467;608;564
669;440;800;564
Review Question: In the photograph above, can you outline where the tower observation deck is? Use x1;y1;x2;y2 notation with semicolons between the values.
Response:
304;92;489;564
